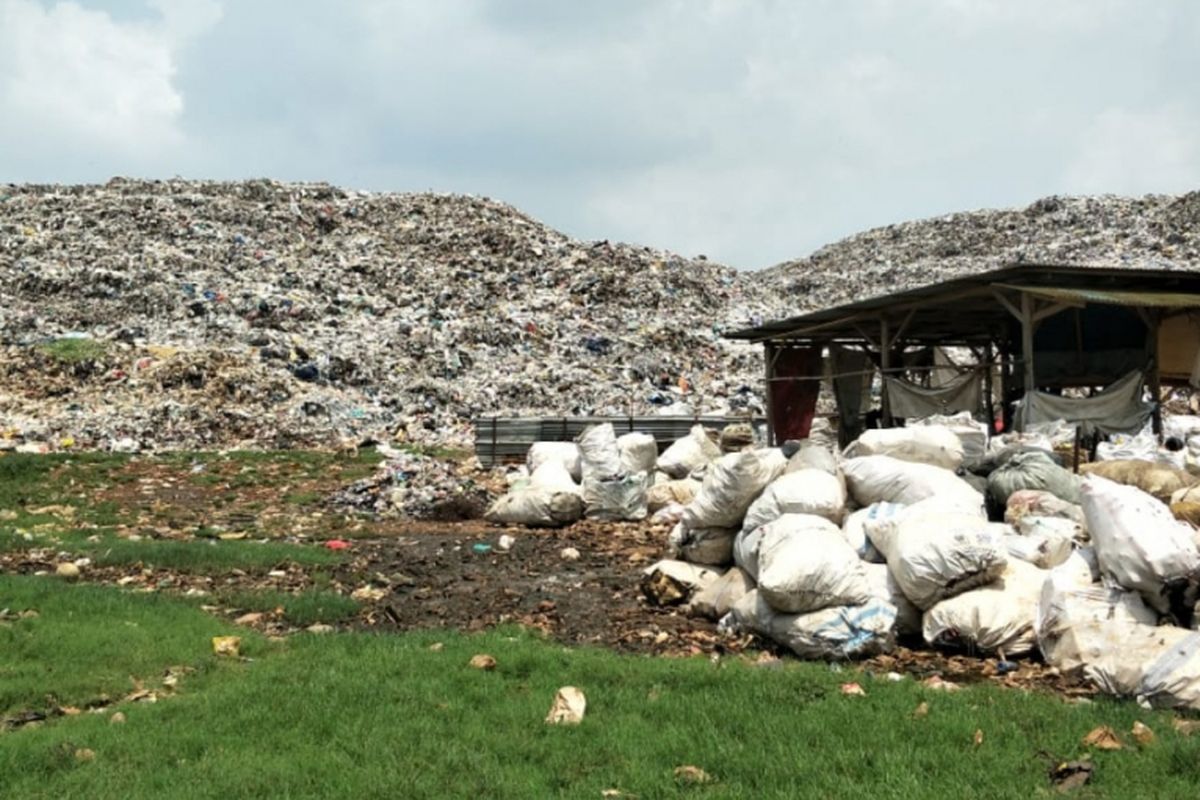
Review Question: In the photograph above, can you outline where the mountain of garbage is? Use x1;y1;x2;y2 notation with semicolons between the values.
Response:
759;192;1200;313
0;178;780;452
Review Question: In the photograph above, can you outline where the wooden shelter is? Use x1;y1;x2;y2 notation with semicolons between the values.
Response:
727;265;1200;445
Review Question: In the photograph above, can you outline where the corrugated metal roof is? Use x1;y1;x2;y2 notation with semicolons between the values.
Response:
1008;286;1200;308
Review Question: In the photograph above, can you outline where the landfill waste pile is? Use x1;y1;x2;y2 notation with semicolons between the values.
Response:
758;191;1200;312
494;418;1200;711
0;179;779;452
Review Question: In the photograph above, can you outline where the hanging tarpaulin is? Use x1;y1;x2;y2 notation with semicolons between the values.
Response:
769;347;822;442
1014;370;1154;435
884;371;982;419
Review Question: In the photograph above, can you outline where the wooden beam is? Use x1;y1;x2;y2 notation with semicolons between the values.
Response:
1020;291;1036;429
992;289;1023;321
880;316;893;427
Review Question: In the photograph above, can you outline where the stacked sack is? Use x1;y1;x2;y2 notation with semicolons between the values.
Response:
1035;475;1200;710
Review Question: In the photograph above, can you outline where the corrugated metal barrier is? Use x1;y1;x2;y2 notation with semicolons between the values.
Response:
472;415;767;467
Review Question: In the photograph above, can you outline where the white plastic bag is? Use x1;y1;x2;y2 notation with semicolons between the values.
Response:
910;412;989;468
484;489;584;527
863;562;922;636
732;513;838;581
617;432;658;475
922;560;1046;656
527;442;582;482
582;472;648;521
576;423;623;480
842;455;983;510
841;503;902;563
1003;516;1076;569
867;508;1007;610
741;469;846;532
645;478;700;513
845;426;965;470
784;441;839;476
757;521;870;613
725;590;897;660
656;425;721;479
1081;475;1200;612
689;566;755;620
528;461;581;494
682;448;787;530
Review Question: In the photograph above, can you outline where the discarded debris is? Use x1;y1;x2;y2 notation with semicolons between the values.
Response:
1081;726;1123;751
544;686;587;725
839;682;866;697
673;766;714;785
211;636;241;657
469;654;497;671
1130;720;1155;745
1048;759;1094;793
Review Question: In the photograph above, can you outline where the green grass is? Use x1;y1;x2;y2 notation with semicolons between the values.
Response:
0;575;260;715
214;589;360;626
3;577;1200;799
35;337;109;364
78;535;342;573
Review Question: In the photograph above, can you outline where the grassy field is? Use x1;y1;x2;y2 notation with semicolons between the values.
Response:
2;574;1200;799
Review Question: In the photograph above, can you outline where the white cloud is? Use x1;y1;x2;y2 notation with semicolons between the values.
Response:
0;0;219;170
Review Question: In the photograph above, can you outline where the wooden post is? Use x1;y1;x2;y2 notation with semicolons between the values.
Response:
1147;311;1163;437
1019;292;1036;430
999;348;1014;433
880;317;893;427
764;341;777;446
983;342;995;430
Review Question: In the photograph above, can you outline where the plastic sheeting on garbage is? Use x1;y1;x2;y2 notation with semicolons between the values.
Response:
1080;475;1200;613
741;469;846;532
724;590;897;660
842;455;983;511
922;560;1046;656
527;442;582;482
656;425;722;479
682;448;787;530
866;508;1008;610
844;426;965;470
756;519;870;613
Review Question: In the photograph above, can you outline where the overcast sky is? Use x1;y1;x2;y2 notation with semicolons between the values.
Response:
2;0;1199;268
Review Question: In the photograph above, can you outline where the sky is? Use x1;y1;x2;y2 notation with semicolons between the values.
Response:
2;0;1199;269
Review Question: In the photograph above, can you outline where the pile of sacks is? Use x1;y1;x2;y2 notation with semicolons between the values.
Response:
640;420;1200;711
486;421;758;527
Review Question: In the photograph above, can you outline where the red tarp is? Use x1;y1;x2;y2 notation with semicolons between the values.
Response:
769;347;822;442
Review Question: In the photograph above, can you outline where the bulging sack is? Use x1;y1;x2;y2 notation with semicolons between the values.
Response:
485;489;584;527
988;451;1080;507
1081;459;1197;503
582;472;648;521
528;461;581;494
1004;489;1086;529
842;455;983;510
1003;516;1076;569
845;426;965;470
527;442;582;482
1035;564;1157;672
1080;475;1200;612
725;590;897;660
757;521;870;613
656;425;721;479
733;513;839;581
922;559;1047;656
576;423;623;480
689;566;755;620
617;432;658;475
841;503;903;563
645;478;701;513
863;562;922;636
784;441;840;476
682;448;787;530
668;522;738;566
741;469;846;532
867;508;1008;610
